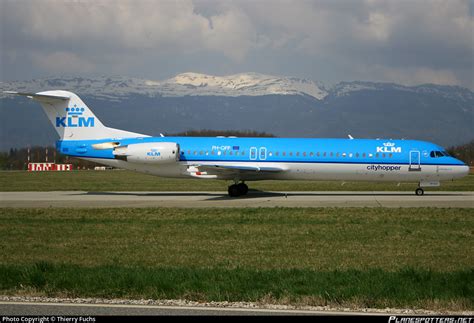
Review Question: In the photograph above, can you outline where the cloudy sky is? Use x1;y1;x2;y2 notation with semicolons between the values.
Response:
1;0;473;89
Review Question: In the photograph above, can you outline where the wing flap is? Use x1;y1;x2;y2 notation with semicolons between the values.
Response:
190;164;285;177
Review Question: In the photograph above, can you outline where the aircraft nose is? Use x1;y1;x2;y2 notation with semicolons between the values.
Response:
459;165;470;177
452;163;470;179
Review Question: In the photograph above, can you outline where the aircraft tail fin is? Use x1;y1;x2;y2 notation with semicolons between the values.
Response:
4;90;148;140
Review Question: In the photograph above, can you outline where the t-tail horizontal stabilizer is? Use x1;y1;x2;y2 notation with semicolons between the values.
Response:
4;90;149;141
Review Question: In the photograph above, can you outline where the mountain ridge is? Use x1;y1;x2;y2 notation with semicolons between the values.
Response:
0;73;472;151
1;73;472;102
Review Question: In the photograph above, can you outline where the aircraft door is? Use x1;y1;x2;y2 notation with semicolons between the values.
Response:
250;147;257;160
259;147;267;160
409;150;421;171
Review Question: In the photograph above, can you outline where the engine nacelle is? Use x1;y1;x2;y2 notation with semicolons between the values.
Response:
114;142;180;164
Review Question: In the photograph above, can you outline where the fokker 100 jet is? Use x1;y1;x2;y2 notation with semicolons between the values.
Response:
5;90;469;197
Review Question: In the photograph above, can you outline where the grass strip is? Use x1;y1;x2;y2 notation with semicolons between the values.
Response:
1;207;473;271
0;170;472;191
0;263;472;310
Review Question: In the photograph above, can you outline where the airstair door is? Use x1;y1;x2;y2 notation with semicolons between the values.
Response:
409;150;421;171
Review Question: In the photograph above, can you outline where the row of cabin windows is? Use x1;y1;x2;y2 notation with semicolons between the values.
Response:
181;150;394;158
267;151;393;158
183;150;246;156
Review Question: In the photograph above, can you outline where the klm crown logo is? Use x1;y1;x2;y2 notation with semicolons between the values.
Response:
56;105;95;128
66;106;85;116
146;148;161;157
377;142;401;153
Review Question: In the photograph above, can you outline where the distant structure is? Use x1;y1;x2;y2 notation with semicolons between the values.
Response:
28;163;72;172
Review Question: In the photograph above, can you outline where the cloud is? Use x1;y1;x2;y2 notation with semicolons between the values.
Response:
1;0;472;89
31;51;95;74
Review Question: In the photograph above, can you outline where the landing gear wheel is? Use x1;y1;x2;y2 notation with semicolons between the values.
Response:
228;184;240;197
415;188;424;196
237;183;249;195
228;183;249;197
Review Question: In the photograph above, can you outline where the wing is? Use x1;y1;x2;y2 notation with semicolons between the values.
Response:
187;164;285;180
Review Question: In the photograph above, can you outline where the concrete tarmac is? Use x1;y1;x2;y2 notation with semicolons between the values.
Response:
0;301;394;316
1;191;473;208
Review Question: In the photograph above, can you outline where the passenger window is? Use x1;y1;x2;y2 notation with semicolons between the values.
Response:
303;152;307;157
296;152;300;156
310;152;314;157
290;152;293;156
229;151;233;156
283;152;286;156
356;153;359;158
275;152;279;156
382;153;385;158
241;151;245;156
323;152;327;157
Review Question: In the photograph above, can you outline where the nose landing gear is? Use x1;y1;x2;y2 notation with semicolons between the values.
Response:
415;187;424;196
228;182;249;197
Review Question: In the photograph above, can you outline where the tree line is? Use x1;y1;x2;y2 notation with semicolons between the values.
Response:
447;140;474;167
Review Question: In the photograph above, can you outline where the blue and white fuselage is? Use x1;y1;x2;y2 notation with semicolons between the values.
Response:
57;137;468;182
6;90;469;196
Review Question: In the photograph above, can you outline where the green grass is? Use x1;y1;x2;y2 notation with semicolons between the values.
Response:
0;207;473;310
0;264;471;309
1;170;473;192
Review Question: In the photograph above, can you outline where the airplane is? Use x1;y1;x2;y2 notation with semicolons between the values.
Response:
4;90;469;197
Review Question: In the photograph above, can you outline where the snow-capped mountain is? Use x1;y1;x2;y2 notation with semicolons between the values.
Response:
160;73;328;99
0;73;328;100
331;81;474;102
0;73;473;150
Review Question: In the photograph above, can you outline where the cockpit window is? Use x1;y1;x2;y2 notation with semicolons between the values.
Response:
430;150;449;158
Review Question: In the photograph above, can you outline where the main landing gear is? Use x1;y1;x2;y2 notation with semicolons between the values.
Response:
415;187;424;196
228;182;249;197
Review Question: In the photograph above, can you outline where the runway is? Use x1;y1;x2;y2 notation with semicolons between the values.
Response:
1;191;473;208
0;301;372;316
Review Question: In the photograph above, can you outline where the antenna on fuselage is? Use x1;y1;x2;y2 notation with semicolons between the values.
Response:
348;134;354;139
